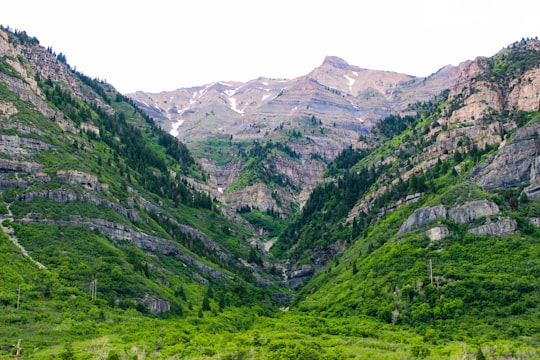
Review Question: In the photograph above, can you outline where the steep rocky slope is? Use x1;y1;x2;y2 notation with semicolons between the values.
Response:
345;39;540;221
129;56;467;217
267;40;540;353
2;25;540;359
0;28;279;316
273;38;540;286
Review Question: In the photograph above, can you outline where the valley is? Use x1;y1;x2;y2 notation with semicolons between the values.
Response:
1;26;540;359
128;56;467;218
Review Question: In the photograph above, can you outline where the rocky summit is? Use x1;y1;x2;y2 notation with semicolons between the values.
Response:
2;24;540;359
129;56;468;216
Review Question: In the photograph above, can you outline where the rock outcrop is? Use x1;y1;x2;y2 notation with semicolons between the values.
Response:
399;200;505;236
0;159;43;173
15;189;144;223
170;218;234;262
141;298;171;314
16;216;232;282
0;179;28;189
56;170;100;190
0;135;51;158
469;219;518;236
506;67;540;111
523;183;540;200
286;264;315;290
448;200;500;224
398;205;447;234
470;122;540;190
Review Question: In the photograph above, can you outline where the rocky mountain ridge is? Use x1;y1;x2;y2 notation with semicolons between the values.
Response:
345;39;540;223
0;27;278;317
129;56;469;216
273;38;540;286
2;25;540;358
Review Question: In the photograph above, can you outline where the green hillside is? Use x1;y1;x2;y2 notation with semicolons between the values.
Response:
272;38;540;357
1;27;540;359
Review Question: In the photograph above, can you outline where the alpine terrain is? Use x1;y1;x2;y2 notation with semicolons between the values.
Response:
129;57;467;218
1;25;540;359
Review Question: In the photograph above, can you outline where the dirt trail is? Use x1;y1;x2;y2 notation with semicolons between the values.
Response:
1;202;46;270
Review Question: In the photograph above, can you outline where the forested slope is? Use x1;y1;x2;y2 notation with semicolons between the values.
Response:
2;26;540;359
275;38;540;357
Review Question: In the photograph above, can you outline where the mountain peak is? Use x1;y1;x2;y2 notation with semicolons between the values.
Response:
322;56;350;69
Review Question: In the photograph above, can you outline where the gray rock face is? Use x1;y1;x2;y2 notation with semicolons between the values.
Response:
0;72;59;120
16;189;144;223
469;219;518;236
56;170;100;190
523;183;540;200
0;159;43;173
425;226;450;241
0;135;51;159
142;298;171;314
0;179;28;189
398;205;447;234
448;200;500;224
156;214;237;263
400;200;506;236
16;217;232;282
470;122;540;190
286;264;315;290
176;222;233;262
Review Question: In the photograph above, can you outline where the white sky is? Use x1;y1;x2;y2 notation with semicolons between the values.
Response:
1;0;538;94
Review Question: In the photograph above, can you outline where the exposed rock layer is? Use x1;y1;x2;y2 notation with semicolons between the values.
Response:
399;200;504;235
130;57;467;214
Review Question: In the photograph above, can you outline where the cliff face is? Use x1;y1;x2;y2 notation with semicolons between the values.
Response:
348;39;540;220
0;28;275;314
0;30;112;117
469;121;540;190
130;56;466;215
397;200;517;238
277;39;540;280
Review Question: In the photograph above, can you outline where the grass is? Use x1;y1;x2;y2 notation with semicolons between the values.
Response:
4;307;537;359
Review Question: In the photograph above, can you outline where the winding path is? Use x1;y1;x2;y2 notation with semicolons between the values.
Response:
0;202;46;270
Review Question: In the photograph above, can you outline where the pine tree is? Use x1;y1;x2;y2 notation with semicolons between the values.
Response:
202;296;211;311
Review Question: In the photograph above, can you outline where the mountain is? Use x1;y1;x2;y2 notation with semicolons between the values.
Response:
274;37;540;351
274;38;540;276
2;24;540;359
128;56;468;221
0;26;288;356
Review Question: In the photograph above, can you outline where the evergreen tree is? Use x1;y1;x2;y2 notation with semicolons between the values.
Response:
202;296;211;311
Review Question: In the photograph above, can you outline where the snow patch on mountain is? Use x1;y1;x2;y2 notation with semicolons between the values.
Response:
289;106;298;116
225;89;239;97
344;74;356;92
170;120;185;137
198;83;215;98
229;97;245;114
